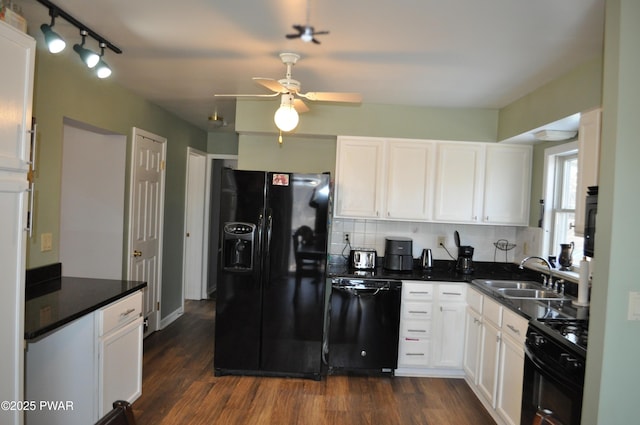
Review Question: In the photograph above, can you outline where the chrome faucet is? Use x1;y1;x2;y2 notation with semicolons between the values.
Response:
519;256;553;288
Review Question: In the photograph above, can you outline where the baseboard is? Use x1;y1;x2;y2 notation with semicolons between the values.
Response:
395;367;466;378
159;306;184;329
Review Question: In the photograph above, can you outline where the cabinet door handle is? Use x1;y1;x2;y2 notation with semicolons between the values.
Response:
120;308;136;318
506;324;520;335
407;329;427;333
408;310;429;315
442;292;462;296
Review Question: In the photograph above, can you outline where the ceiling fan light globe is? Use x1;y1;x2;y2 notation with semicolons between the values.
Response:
301;33;313;43
274;105;299;132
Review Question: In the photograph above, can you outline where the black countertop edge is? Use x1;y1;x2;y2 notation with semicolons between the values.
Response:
25;275;147;341
330;260;588;321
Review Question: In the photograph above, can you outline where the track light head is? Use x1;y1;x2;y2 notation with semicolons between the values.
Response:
95;43;112;79
73;31;99;68
40;21;66;54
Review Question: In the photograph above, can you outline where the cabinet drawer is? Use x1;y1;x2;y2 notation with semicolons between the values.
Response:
438;283;466;301
483;296;503;327
403;301;432;320
466;287;483;314
502;308;528;343
402;319;432;338
398;337;431;366
402;282;434;300
98;291;143;336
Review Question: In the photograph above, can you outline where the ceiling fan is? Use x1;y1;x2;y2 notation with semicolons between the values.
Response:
286;25;329;44
285;0;329;44
214;53;362;132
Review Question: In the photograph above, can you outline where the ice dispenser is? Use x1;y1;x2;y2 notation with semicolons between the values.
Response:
222;222;256;271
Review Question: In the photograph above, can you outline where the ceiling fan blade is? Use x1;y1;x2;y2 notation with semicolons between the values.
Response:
253;77;288;93
313;31;330;36
293;98;309;113
300;92;362;103
286;34;301;39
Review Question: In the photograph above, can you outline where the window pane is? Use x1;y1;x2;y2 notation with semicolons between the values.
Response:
560;157;578;209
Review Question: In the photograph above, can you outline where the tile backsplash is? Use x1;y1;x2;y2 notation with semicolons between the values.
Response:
329;218;530;264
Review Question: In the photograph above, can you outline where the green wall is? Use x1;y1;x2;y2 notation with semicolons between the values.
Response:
582;1;640;423
28;44;207;320
498;56;603;141
207;131;238;154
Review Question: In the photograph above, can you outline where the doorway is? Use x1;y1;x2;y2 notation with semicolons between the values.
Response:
60;119;126;278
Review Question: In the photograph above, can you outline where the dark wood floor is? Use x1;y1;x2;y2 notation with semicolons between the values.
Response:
132;299;496;425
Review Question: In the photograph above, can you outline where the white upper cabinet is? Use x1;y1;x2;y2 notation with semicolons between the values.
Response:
483;144;532;225
335;136;532;226
575;108;601;236
385;139;435;220
335;136;435;220
0;22;35;173
334;136;386;218
433;142;485;223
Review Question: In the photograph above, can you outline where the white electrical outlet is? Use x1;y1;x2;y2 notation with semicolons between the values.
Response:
437;236;446;247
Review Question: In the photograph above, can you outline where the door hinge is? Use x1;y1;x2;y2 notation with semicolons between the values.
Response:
160;160;166;171
157;301;160;311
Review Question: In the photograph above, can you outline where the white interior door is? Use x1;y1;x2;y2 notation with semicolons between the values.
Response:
127;128;166;336
183;148;207;300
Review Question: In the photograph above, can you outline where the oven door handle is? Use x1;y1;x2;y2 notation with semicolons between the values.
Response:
332;285;388;296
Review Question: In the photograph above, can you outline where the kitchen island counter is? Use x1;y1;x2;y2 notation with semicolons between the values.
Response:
25;263;146;340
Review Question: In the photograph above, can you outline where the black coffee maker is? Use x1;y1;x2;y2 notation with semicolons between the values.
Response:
454;231;474;274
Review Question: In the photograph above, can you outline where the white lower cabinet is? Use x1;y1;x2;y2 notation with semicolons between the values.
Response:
97;291;144;417
396;281;465;376
496;308;527;425
463;287;528;425
25;291;143;425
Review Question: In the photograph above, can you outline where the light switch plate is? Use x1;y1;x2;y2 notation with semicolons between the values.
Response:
628;291;640;321
40;232;52;252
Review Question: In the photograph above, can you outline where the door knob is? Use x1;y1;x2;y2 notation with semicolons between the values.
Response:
133;250;142;257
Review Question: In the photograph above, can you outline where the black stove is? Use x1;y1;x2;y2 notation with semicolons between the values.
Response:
522;318;589;425
536;318;589;353
526;318;588;385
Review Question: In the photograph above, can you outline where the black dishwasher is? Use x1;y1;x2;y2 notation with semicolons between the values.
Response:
327;278;402;374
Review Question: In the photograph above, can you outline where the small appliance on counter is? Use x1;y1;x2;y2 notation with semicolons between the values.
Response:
454;231;474;274
349;248;377;270
383;237;413;271
421;248;433;270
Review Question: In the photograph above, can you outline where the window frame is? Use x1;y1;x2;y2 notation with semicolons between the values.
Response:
542;141;584;270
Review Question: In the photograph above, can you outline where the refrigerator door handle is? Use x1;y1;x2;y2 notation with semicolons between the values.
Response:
256;212;264;273
264;209;273;285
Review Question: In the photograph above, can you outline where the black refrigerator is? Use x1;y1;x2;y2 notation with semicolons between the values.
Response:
214;169;330;380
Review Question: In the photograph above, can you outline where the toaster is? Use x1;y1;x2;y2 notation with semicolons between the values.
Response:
349;249;377;270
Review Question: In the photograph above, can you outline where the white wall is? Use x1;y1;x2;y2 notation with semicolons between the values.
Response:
59;122;126;279
329;218;518;264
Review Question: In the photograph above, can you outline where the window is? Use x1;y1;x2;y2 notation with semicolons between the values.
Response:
543;142;584;269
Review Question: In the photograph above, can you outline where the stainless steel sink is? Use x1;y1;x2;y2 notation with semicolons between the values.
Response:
471;279;541;289
496;288;566;299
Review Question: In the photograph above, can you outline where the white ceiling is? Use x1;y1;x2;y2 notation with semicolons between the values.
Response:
17;0;604;133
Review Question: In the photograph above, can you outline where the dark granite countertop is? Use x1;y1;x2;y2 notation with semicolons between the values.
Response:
329;259;589;321
25;263;147;340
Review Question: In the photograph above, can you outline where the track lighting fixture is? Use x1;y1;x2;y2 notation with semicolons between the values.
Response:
95;43;112;79
73;30;99;68
36;0;121;78
40;15;65;54
274;94;299;132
